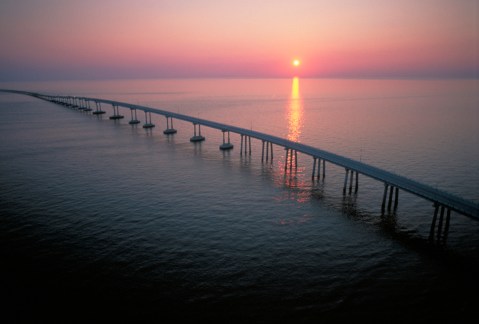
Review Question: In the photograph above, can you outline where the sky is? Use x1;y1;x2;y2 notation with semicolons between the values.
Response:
0;0;477;81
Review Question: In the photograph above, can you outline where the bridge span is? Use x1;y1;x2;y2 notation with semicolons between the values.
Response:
2;89;478;242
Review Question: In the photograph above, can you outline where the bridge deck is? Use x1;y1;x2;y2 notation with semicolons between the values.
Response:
2;90;478;220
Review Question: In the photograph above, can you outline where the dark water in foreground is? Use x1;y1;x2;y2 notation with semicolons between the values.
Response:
0;79;478;323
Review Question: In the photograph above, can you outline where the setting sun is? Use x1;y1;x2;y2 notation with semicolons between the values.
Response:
292;59;301;67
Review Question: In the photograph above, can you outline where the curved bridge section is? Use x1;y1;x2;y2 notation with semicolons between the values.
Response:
2;90;478;240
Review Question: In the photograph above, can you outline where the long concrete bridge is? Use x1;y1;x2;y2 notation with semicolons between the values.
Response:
2;89;478;243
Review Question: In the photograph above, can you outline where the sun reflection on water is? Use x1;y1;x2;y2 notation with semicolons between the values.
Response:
287;77;303;142
275;77;309;201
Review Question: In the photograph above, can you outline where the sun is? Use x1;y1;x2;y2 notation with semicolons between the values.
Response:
292;59;301;67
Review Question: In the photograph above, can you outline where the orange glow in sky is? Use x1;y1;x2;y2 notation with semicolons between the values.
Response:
0;0;477;81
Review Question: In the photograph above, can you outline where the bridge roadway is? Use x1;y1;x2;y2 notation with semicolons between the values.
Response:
2;89;478;221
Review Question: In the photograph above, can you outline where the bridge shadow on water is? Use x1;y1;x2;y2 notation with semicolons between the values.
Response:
338;188;450;248
276;168;456;255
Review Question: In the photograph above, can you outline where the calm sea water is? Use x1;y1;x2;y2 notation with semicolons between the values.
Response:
0;78;478;323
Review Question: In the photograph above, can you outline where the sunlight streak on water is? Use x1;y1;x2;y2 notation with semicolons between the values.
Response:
287;77;303;142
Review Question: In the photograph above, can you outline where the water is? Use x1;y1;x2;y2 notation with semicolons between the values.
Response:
0;78;478;323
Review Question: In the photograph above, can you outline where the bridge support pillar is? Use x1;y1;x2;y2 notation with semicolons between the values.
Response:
355;171;359;193
437;206;445;239
261;140;265;161
82;99;88;111
311;158;324;180
219;130;233;150
429;204;451;244
128;109;140;124
163;116;177;134
284;149;289;171
109;104;124;120
343;169;350;194
381;184;399;212
240;135;250;155
345;170;359;194
84;100;92;112
381;183;389;212
349;170;354;193
76;98;81;109
143;111;155;128
249;136;252;155
294;151;298;170
190;123;205;142
92;101;105;115
317;158;321;180
284;148;297;171
387;185;394;211
443;208;451;243
266;141;269;161
429;203;439;241
261;141;273;163
290;150;293;170
77;98;85;111
394;187;399;209
110;105;123;120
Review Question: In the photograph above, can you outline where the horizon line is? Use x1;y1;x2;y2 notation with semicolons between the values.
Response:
1;75;478;83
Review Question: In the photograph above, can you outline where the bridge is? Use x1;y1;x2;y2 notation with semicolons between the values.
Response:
2;89;478;243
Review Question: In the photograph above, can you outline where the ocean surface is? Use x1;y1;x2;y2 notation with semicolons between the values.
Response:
0;78;478;323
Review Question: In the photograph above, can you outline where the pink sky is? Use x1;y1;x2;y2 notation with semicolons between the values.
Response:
0;0;477;81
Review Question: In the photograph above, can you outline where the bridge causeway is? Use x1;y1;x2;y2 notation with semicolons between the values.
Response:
2;89;478;243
